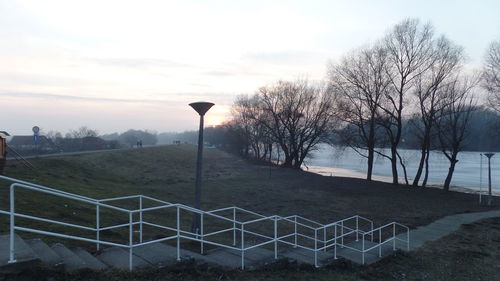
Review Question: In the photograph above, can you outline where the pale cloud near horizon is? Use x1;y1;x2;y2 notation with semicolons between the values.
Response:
1;0;499;135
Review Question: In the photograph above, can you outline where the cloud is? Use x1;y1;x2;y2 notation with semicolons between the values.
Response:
242;51;324;64
88;58;190;69
1;92;179;104
1;91;235;105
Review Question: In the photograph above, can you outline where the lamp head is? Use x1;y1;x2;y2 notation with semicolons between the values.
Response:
484;153;495;159
189;102;214;116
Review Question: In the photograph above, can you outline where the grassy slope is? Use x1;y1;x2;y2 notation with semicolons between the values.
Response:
1;145;499;280
2;145;496;227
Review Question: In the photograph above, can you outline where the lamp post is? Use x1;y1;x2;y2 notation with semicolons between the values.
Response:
189;101;214;234
484;153;494;206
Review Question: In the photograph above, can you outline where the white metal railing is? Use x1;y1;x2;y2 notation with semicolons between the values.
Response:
0;175;410;270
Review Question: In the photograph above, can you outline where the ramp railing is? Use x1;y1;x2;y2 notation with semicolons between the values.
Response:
0;175;410;270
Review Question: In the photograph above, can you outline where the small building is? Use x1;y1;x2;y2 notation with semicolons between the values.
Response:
8;135;56;153
0;131;10;173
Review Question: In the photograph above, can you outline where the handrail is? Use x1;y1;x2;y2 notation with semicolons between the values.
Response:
6;147;35;169
1;176;409;270
0;175;96;202
10;183;130;212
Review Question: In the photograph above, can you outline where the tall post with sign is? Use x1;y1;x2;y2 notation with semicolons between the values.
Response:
33;126;40;157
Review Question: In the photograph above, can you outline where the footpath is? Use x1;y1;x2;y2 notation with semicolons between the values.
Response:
404;210;500;250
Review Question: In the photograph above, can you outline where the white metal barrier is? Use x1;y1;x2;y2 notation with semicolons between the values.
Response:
0;175;410;270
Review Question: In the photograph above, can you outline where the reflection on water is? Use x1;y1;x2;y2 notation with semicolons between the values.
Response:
305;144;499;193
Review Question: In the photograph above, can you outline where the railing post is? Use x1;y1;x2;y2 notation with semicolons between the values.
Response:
294;216;297;248
378;229;382;257
176;206;180;261
407;229;410;251
96;205;100;251
9;185;16;263
334;223;337;259
314;228;318;267
371;221;374;242
139;196;143;244
128;212;133;271
323;227;327;252
393;223;396;251
341;221;344;248
356;216;359;241
362;233;365;265
241;224;245;270
274;217;278;259
200;213;204;254
233;208;236;246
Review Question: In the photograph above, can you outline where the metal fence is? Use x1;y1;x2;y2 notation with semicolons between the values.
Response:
0;175;409;270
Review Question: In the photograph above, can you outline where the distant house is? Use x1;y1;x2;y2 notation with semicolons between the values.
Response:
8;135;56;152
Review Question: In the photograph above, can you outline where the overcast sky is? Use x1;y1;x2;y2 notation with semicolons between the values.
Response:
1;0;499;135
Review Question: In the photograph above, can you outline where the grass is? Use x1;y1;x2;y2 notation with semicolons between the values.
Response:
1;144;499;280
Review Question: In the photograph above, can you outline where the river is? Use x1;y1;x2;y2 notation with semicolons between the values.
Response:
304;144;499;193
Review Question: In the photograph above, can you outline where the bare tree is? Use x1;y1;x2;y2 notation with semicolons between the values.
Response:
411;36;464;187
483;39;500;112
437;75;478;191
45;130;63;141
257;79;335;168
328;45;391;180
67;126;99;138
379;18;435;184
230;95;271;159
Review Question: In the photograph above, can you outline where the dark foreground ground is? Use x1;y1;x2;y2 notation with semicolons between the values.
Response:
0;145;499;280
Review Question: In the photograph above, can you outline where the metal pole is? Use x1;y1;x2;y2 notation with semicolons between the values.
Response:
192;114;205;233
480;154;483;204
9;185;15;263
314;229;318;267
371;221;374;242
274;217;278;260
488;155;493;206
334;223;337;259
294;216;297;248
323;227;327;252
176;206;180;261
378;229;382;257
96;205;100;251
233;208;236;245
393;223;396;250
139;196;143;244
362;235;365;264
129;212;133;271
200;213;204;254
341;221;344;248
407;230;410;251
241;224;245;270
356;216;359;241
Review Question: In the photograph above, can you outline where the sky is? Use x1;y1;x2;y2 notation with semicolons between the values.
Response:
1;0;499;136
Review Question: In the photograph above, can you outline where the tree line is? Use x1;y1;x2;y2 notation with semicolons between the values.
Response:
223;18;500;190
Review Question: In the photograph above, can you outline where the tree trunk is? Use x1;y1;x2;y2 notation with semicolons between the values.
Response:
422;147;430;187
412;145;426;186
366;121;375;181
397;151;409;185
443;153;458;191
367;147;374;181
391;147;399;184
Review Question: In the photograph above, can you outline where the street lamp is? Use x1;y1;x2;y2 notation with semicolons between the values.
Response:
189;101;214;234
484;153;495;206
